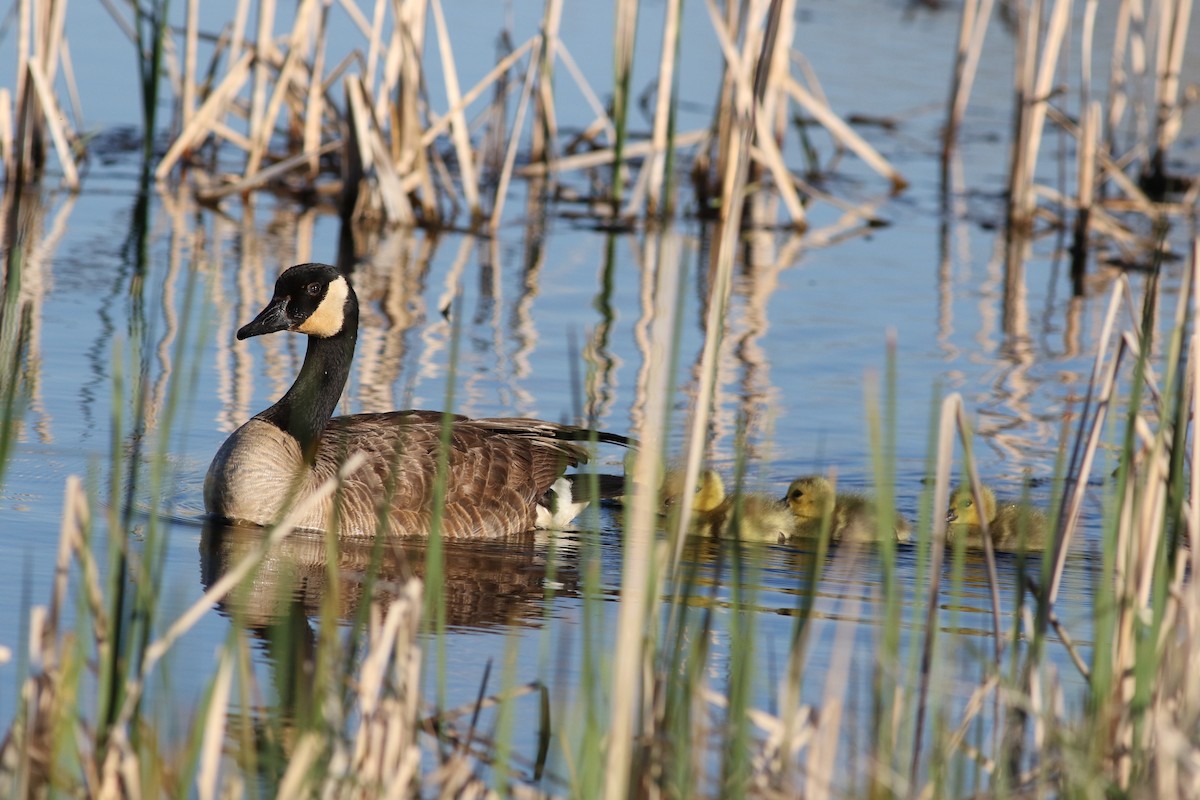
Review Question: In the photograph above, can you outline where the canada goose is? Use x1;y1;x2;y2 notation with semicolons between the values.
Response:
946;484;1048;552
204;263;630;538
687;470;793;543
783;475;911;543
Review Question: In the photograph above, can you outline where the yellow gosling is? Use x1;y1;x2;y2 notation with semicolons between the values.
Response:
657;467;731;516
946;484;1048;552
691;470;793;543
692;470;726;514
783;475;911;544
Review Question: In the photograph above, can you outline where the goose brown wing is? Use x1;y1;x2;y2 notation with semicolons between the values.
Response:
315;412;602;537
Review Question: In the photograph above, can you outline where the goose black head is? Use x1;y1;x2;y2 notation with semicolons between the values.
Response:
238;263;356;340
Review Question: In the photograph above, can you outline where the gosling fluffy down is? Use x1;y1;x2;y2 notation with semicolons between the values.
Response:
659;469;792;543
946;484;1048;552
783;475;911;543
692;471;795;543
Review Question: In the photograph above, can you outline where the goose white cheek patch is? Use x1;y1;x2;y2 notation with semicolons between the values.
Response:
297;276;349;337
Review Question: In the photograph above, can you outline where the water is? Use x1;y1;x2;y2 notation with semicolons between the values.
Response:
1;0;1197;792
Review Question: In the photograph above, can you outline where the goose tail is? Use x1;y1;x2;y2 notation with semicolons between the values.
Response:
535;473;627;529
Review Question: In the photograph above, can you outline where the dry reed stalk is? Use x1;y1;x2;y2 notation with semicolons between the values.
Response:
346;76;415;224
609;0;639;207
228;0;251;75
488;51;538;231
327;586;423;798
1191;239;1200;575
395;0;438;221
38;0;66;86
26;58;79;189
700;0;739;206
1071;101;1100;292
915;675;1002;799
1008;0;1038;227
645;0;683;219
763;0;795;158
620;152;654;218
0;89;12;181
669;0;772;572
418;37;539;151
429;0;481;220
197;139;341;201
1151;0;1193;166
603;235;680;800
1108;255;1196;788
15;0;31;174
195;651;234;800
782;76;905;190
1009;0;1073;227
42;477;88;672
530;0;562;166
277;735;323;797
303;0;331;177
944;0;995;159
1036;591;1091;678
518;129;707;176
10;0;82;186
208;122;253;152
910;394;958;787
910;392;1007;786
747;702;815;794
156;50;254;179
705;0;807;226
806;556;865;800
1044;105;1159;216
248;0;277;166
182;0;199;129
362;0;386;88
58;41;83;133
105;454;369;739
553;43;616;142
1105;0;1133;152
0;476;88;797
1081;0;1098;112
1047;279;1126;605
245;0;317;176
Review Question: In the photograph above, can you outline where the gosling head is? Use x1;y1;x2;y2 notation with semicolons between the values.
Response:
783;475;835;521
946;484;996;525
693;470;726;513
238;263;356;341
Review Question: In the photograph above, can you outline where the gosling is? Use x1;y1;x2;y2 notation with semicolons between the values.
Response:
783;475;911;544
662;469;792;543
946;484;1048;552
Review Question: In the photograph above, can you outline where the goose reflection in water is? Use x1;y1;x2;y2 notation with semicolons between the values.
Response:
199;520;580;632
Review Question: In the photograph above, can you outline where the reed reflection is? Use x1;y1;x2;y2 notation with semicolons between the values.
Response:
0;185;73;446
508;217;544;418
584;233;623;427
348;227;437;413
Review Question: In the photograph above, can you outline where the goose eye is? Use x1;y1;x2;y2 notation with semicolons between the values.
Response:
964;499;973;507
306;282;322;297
791;490;802;500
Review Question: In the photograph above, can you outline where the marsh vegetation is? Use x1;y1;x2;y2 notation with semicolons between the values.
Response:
0;0;1199;797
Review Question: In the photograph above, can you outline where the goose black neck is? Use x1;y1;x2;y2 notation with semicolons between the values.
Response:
259;305;358;462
